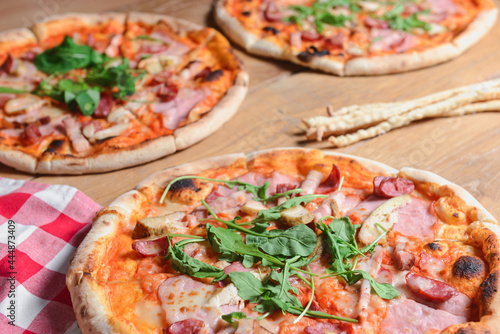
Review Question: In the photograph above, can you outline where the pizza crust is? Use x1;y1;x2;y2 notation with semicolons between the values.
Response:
452;9;499;53
67;148;500;333
0;144;37;173
214;0;498;76
0;28;37;55
127;11;205;33
32;12;127;44
67;190;147;334
35;135;176;174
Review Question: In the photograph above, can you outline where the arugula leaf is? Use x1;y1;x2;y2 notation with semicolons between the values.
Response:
221;312;249;324
34;36;104;74
75;89;100;116
317;216;399;300
343;270;400;299
283;0;356;32
160;175;287;204
228;271;264;301
206;224;243;263
166;239;226;279
382;4;431;32
203;196;320;258
246;223;317;257
248;194;327;226
31;36;141;115
228;260;357;323
0;87;28;94
86;67;136;99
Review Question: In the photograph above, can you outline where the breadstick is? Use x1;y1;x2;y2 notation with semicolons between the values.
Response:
309;82;500;142
327;90;488;147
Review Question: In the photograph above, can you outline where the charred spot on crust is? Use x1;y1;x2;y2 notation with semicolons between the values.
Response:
170;178;200;192
298;46;330;63
242;11;251;16
263;26;279;34
480;272;498;304
49;139;65;150
453;256;486;279
427;242;443;251
202;70;224;82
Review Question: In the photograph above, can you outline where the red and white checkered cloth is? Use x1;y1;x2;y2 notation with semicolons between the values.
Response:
0;177;101;334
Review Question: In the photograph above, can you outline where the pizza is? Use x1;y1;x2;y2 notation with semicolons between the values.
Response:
67;148;500;333
215;0;498;76
0;12;248;174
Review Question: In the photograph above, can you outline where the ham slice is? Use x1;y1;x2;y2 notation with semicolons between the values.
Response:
152;88;209;130
147;31;190;56
380;299;466;334
158;276;243;334
300;169;324;195
370;29;417;53
63;118;90;153
348;195;387;223
393;198;436;242
265;171;300;197
206;190;248;215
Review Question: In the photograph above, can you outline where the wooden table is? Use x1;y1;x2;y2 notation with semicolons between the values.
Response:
1;0;499;219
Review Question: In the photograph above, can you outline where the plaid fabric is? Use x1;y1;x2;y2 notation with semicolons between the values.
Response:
0;177;101;334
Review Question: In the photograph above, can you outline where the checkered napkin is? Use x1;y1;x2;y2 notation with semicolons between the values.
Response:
0;177;101;334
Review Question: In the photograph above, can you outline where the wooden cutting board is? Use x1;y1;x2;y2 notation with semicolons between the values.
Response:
1;0;499;219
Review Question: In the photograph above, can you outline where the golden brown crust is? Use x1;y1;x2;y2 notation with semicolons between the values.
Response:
35;135;176;175
0;28;37;56
0;144;37;173
67;190;148;334
32;12;127;45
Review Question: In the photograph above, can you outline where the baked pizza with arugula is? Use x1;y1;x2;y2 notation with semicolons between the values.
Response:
215;0;497;75
67;148;500;333
0;12;248;174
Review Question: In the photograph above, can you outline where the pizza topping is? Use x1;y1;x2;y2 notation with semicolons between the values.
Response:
19;124;42;146
164;319;204;334
62;117;90;153
300;169;324;195
380;298;467;333
358;194;411;245
405;272;458;302
152;87;208;130
132;236;170;256
316;164;341;194
264;2;283;22
279;204;314;226
132;212;187;239
373;176;415;198
392;197;436;241
93;91;114;118
393;241;415;271
4;94;47;115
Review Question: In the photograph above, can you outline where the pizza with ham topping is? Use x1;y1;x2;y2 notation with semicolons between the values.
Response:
0;12;248;174
67;148;500;334
215;0;497;75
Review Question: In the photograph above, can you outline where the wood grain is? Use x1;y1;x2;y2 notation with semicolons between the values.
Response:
0;0;499;220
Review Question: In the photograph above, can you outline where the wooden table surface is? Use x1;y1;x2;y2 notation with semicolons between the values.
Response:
1;0;499;219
